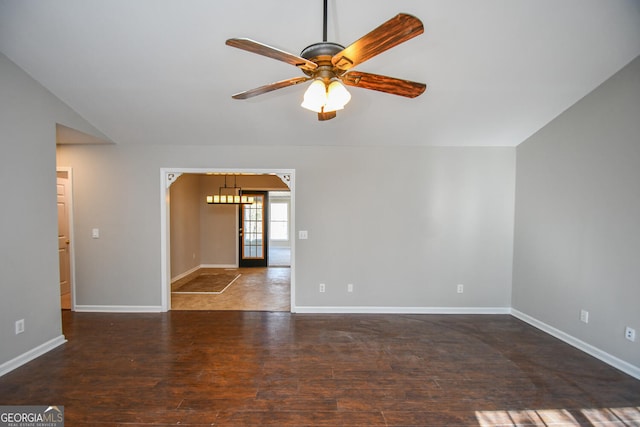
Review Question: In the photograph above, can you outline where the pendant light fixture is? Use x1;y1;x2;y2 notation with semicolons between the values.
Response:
206;175;255;205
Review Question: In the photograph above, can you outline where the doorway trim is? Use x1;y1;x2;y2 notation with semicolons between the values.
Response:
56;166;76;311
159;167;295;312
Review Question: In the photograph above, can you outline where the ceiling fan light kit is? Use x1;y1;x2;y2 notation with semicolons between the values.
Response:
324;80;351;110
226;1;426;121
301;79;351;114
301;79;330;112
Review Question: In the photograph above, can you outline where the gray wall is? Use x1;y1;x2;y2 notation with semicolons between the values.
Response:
0;53;106;368
169;174;201;277
56;144;515;310
513;56;640;367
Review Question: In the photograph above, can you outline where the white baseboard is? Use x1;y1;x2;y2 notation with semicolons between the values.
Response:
170;265;201;283
171;264;238;283
0;335;67;377
74;305;163;313
511;309;640;380
200;264;238;269
292;306;511;314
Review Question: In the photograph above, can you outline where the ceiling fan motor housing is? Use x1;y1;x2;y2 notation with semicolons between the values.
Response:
301;42;346;80
300;42;344;60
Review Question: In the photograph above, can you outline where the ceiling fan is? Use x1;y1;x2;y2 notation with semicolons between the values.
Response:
225;0;426;121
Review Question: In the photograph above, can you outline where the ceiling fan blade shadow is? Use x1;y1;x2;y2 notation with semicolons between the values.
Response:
226;38;318;72
341;71;426;98
231;76;312;100
332;13;423;71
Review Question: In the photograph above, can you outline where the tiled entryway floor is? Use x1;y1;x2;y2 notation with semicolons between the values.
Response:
171;267;290;311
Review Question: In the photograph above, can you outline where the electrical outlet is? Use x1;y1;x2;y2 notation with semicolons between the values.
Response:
319;283;325;293
347;283;353;293
625;327;636;342
580;309;589;324
15;319;25;335
457;284;464;294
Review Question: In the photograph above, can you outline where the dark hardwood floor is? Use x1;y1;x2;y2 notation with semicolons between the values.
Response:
0;311;639;426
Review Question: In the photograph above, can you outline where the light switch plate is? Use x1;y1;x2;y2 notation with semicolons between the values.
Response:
580;309;589;324
298;230;308;240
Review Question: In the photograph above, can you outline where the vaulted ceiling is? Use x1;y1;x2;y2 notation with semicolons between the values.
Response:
1;0;639;147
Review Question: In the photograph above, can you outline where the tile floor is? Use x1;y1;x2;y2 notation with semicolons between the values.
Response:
171;267;290;311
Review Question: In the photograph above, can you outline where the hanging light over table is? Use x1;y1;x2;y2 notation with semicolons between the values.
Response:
206;175;255;205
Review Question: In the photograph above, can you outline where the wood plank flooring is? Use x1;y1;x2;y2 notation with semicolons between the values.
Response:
0;311;639;426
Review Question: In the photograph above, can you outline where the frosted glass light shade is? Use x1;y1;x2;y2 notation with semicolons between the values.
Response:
301;80;327;112
324;80;351;112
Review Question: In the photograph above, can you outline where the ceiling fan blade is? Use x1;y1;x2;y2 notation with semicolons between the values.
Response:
231;76;311;100
341;71;426;98
226;38;318;72
332;13;423;71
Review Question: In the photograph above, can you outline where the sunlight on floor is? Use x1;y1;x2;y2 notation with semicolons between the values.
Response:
476;406;640;426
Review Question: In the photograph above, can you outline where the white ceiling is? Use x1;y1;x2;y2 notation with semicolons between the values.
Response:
1;0;639;147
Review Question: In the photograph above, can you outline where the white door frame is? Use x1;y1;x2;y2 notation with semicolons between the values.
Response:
56;167;76;311
159;167;295;312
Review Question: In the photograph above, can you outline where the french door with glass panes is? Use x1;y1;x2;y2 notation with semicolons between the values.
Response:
239;192;268;267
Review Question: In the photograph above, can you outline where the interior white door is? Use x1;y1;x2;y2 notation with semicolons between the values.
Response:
57;174;72;309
